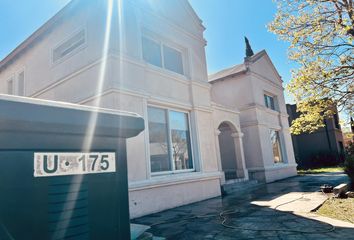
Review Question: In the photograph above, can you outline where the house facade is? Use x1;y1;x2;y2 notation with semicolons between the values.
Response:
0;0;296;218
209;51;297;183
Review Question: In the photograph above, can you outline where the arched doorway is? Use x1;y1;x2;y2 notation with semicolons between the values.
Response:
217;122;247;181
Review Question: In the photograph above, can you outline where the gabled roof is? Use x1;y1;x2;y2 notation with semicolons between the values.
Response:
0;0;80;71
208;50;282;83
208;63;247;82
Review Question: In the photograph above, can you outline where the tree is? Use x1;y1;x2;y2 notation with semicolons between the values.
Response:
269;0;353;134
245;37;254;57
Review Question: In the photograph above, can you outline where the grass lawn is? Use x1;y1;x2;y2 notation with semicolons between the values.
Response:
317;197;354;224
298;166;344;174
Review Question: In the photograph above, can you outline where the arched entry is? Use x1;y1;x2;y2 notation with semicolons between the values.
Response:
217;122;248;181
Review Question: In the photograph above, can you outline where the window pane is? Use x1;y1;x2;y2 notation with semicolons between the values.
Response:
270;130;282;163
163;45;184;75
169;111;193;170
264;95;269;108
18;71;25;96
264;94;276;110
142;37;162;67
269;96;275;110
148;107;171;172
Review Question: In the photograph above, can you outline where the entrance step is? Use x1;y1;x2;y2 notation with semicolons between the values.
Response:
221;179;261;196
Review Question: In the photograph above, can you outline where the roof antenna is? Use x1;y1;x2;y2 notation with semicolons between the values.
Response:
245;36;254;58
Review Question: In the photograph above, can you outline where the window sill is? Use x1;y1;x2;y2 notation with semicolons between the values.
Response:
144;62;189;81
129;171;222;191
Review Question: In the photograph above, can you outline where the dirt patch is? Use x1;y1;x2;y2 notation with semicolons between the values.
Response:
317;197;354;224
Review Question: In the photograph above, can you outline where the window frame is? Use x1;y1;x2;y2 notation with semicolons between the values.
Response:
141;35;186;76
147;105;195;176
6;77;14;95
264;93;277;111
269;129;283;164
51;27;87;66
16;69;25;96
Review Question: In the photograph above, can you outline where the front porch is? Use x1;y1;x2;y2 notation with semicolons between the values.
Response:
215;121;249;185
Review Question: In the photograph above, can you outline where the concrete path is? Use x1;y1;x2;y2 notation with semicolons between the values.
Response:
133;173;354;239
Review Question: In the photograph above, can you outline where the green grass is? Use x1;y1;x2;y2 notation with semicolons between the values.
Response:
317;197;354;224
298;166;344;174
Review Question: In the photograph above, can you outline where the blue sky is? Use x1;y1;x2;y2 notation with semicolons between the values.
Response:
0;0;295;103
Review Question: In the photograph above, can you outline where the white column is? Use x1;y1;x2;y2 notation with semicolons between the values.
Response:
214;129;225;184
231;132;249;180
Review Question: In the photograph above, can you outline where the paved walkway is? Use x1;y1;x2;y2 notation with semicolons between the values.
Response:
133;173;354;239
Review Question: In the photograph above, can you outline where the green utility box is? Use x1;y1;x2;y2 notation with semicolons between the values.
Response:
0;95;144;240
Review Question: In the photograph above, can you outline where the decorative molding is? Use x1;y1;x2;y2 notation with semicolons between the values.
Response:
231;132;244;138
128;171;222;191
247;163;297;172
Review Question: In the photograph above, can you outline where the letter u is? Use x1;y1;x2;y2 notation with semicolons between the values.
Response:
43;155;58;174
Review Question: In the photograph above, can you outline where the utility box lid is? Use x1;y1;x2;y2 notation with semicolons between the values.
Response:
0;94;145;150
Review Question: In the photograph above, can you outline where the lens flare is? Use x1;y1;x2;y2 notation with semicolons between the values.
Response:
53;0;114;238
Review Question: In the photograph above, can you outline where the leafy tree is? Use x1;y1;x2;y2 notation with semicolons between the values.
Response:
269;0;353;134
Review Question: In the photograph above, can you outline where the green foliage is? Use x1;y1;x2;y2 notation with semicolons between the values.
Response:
344;141;354;189
269;0;353;134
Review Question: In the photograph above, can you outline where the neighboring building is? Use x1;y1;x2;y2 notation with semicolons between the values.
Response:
0;0;297;218
209;51;297;183
286;104;344;168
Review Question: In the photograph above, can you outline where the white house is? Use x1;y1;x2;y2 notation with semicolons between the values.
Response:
0;0;297;218
209;51;297;183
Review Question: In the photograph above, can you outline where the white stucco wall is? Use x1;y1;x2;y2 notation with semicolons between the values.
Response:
210;53;297;183
0;0;224;218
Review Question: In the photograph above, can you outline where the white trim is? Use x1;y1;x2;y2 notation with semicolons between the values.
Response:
251;71;284;90
131;1;206;46
141;32;188;78
211;102;240;114
247;163;297;172
146;105;196;175
0;94;141;118
30;56;103;98
129;171;221;191
6;76;15;95
142;98;151;179
16;68;26;96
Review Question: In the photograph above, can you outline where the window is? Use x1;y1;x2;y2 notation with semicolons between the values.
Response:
333;113;340;129
264;94;276;110
163;45;184;75
142;36;184;75
148;107;193;173
7;78;14;95
53;29;85;63
17;71;25;96
270;130;283;163
142;37;162;68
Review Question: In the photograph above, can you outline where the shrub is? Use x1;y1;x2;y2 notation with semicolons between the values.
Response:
344;141;354;190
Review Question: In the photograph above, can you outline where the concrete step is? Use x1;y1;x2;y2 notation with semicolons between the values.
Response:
222;179;261;195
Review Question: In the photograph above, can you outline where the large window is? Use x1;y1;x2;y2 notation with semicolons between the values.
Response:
264;94;276;110
148;107;193;173
142;36;184;75
270;130;283;163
